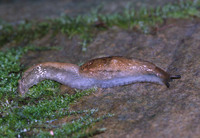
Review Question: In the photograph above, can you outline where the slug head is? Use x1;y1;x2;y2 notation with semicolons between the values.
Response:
153;67;180;88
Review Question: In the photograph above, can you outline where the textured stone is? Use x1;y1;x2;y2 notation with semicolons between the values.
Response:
21;18;200;138
1;1;199;137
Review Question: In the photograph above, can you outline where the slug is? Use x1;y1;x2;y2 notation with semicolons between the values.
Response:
18;56;181;96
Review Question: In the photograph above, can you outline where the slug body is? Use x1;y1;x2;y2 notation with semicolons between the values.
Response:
18;56;181;96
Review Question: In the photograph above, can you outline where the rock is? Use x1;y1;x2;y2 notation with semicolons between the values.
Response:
19;18;200;138
71;19;200;138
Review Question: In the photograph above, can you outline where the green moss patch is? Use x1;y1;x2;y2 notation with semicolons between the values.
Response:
0;1;199;50
0;46;113;137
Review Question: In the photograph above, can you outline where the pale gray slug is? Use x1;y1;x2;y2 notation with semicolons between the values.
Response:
18;56;181;96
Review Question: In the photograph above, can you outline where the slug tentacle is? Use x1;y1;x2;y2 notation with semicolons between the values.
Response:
18;57;181;96
170;75;181;80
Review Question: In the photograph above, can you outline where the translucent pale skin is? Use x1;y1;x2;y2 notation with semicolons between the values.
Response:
18;56;181;96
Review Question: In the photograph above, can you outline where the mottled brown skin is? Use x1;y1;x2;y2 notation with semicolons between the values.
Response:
80;57;170;82
18;56;181;96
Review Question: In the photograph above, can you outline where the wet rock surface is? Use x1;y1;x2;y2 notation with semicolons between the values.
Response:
70;19;200;138
1;1;200;138
21;18;200;138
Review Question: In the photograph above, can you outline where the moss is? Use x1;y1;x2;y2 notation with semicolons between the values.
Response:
38;111;112;137
0;46;113;137
0;0;199;50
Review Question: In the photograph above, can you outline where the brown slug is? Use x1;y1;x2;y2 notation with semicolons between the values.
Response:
18;56;181;96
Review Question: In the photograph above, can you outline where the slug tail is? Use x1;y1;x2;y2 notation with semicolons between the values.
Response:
18;79;27;96
18;63;49;96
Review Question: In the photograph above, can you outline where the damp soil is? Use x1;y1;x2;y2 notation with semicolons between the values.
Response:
1;0;200;137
